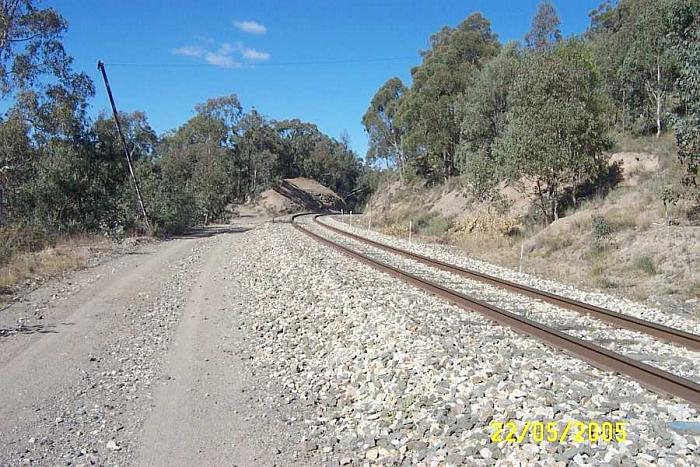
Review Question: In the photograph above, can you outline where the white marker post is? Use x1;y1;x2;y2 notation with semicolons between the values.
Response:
409;220;412;244
519;242;524;274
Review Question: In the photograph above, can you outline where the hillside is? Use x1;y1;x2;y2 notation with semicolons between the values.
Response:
357;139;699;313
258;177;347;214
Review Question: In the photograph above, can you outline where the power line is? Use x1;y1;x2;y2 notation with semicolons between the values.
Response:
104;56;417;68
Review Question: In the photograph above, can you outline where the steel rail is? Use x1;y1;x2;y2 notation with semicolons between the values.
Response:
312;214;700;351
291;214;700;406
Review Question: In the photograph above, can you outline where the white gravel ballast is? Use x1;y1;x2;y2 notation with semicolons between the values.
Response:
232;222;700;466
323;215;700;334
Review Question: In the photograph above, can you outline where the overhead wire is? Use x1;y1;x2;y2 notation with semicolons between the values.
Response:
103;55;417;68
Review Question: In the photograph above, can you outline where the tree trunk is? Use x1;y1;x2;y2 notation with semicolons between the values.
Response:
390;140;404;182
252;166;257;194
534;180;549;224
655;53;662;138
622;88;627;133
0;185;4;225
443;150;449;184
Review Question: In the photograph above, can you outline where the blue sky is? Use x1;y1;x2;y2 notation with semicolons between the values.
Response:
48;0;602;157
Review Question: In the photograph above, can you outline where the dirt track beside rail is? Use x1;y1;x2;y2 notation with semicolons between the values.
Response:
0;213;313;467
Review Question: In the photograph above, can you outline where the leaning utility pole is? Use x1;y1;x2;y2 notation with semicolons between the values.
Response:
97;60;153;235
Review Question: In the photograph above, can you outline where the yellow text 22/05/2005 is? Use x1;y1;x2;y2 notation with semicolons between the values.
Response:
489;420;628;445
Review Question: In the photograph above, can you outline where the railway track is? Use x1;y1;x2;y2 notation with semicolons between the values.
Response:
314;214;700;351
291;212;700;407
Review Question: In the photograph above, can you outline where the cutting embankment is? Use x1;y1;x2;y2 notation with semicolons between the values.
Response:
358;148;699;315
257;177;347;214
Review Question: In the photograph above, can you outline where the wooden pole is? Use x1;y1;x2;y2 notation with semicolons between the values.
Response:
97;61;153;236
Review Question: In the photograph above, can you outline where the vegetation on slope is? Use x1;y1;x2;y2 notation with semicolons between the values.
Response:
362;0;699;224
0;1;376;297
360;0;700;308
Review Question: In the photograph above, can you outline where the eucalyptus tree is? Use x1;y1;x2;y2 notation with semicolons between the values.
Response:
456;43;521;201
234;110;283;198
0;0;93;141
275;119;321;178
398;13;500;183
194;94;243;143
671;0;700;192
0;0;94;226
362;77;408;180
524;1;563;51
587;0;679;136
495;40;611;223
624;0;678;137
158;104;235;223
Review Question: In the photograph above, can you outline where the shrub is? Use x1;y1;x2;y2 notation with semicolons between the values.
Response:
659;186;680;216
422;215;454;237
591;215;611;241
0;224;52;267
633;255;658;275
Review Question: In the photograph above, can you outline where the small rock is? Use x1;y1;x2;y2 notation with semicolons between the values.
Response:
106;440;121;451
366;448;380;460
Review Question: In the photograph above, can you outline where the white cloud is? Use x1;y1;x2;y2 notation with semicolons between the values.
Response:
233;20;267;35
205;51;240;68
236;42;270;61
171;38;269;68
172;45;205;57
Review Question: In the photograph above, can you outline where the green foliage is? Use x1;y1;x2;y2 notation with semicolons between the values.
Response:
421;215;454;237
633;255;658;275
495;40;611;223
587;0;681;136
409;211;454;238
660;185;680;213
135;160;199;235
0;223;51;266
591;215;612;241
398;13;500;183
456;43;521;201
362;77;408;179
670;0;700;194
525;1;562;51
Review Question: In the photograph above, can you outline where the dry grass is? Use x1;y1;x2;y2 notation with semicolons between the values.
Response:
689;281;700;299
361;152;698;309
612;132;678;163
452;231;520;268
0;244;88;304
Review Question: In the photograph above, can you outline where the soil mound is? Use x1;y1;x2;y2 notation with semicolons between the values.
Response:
259;178;346;214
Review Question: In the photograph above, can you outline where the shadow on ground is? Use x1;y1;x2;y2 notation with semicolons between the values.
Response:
0;323;61;338
170;225;251;240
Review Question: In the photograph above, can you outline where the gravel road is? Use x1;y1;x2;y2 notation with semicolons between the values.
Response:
0;216;316;467
1;214;699;466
